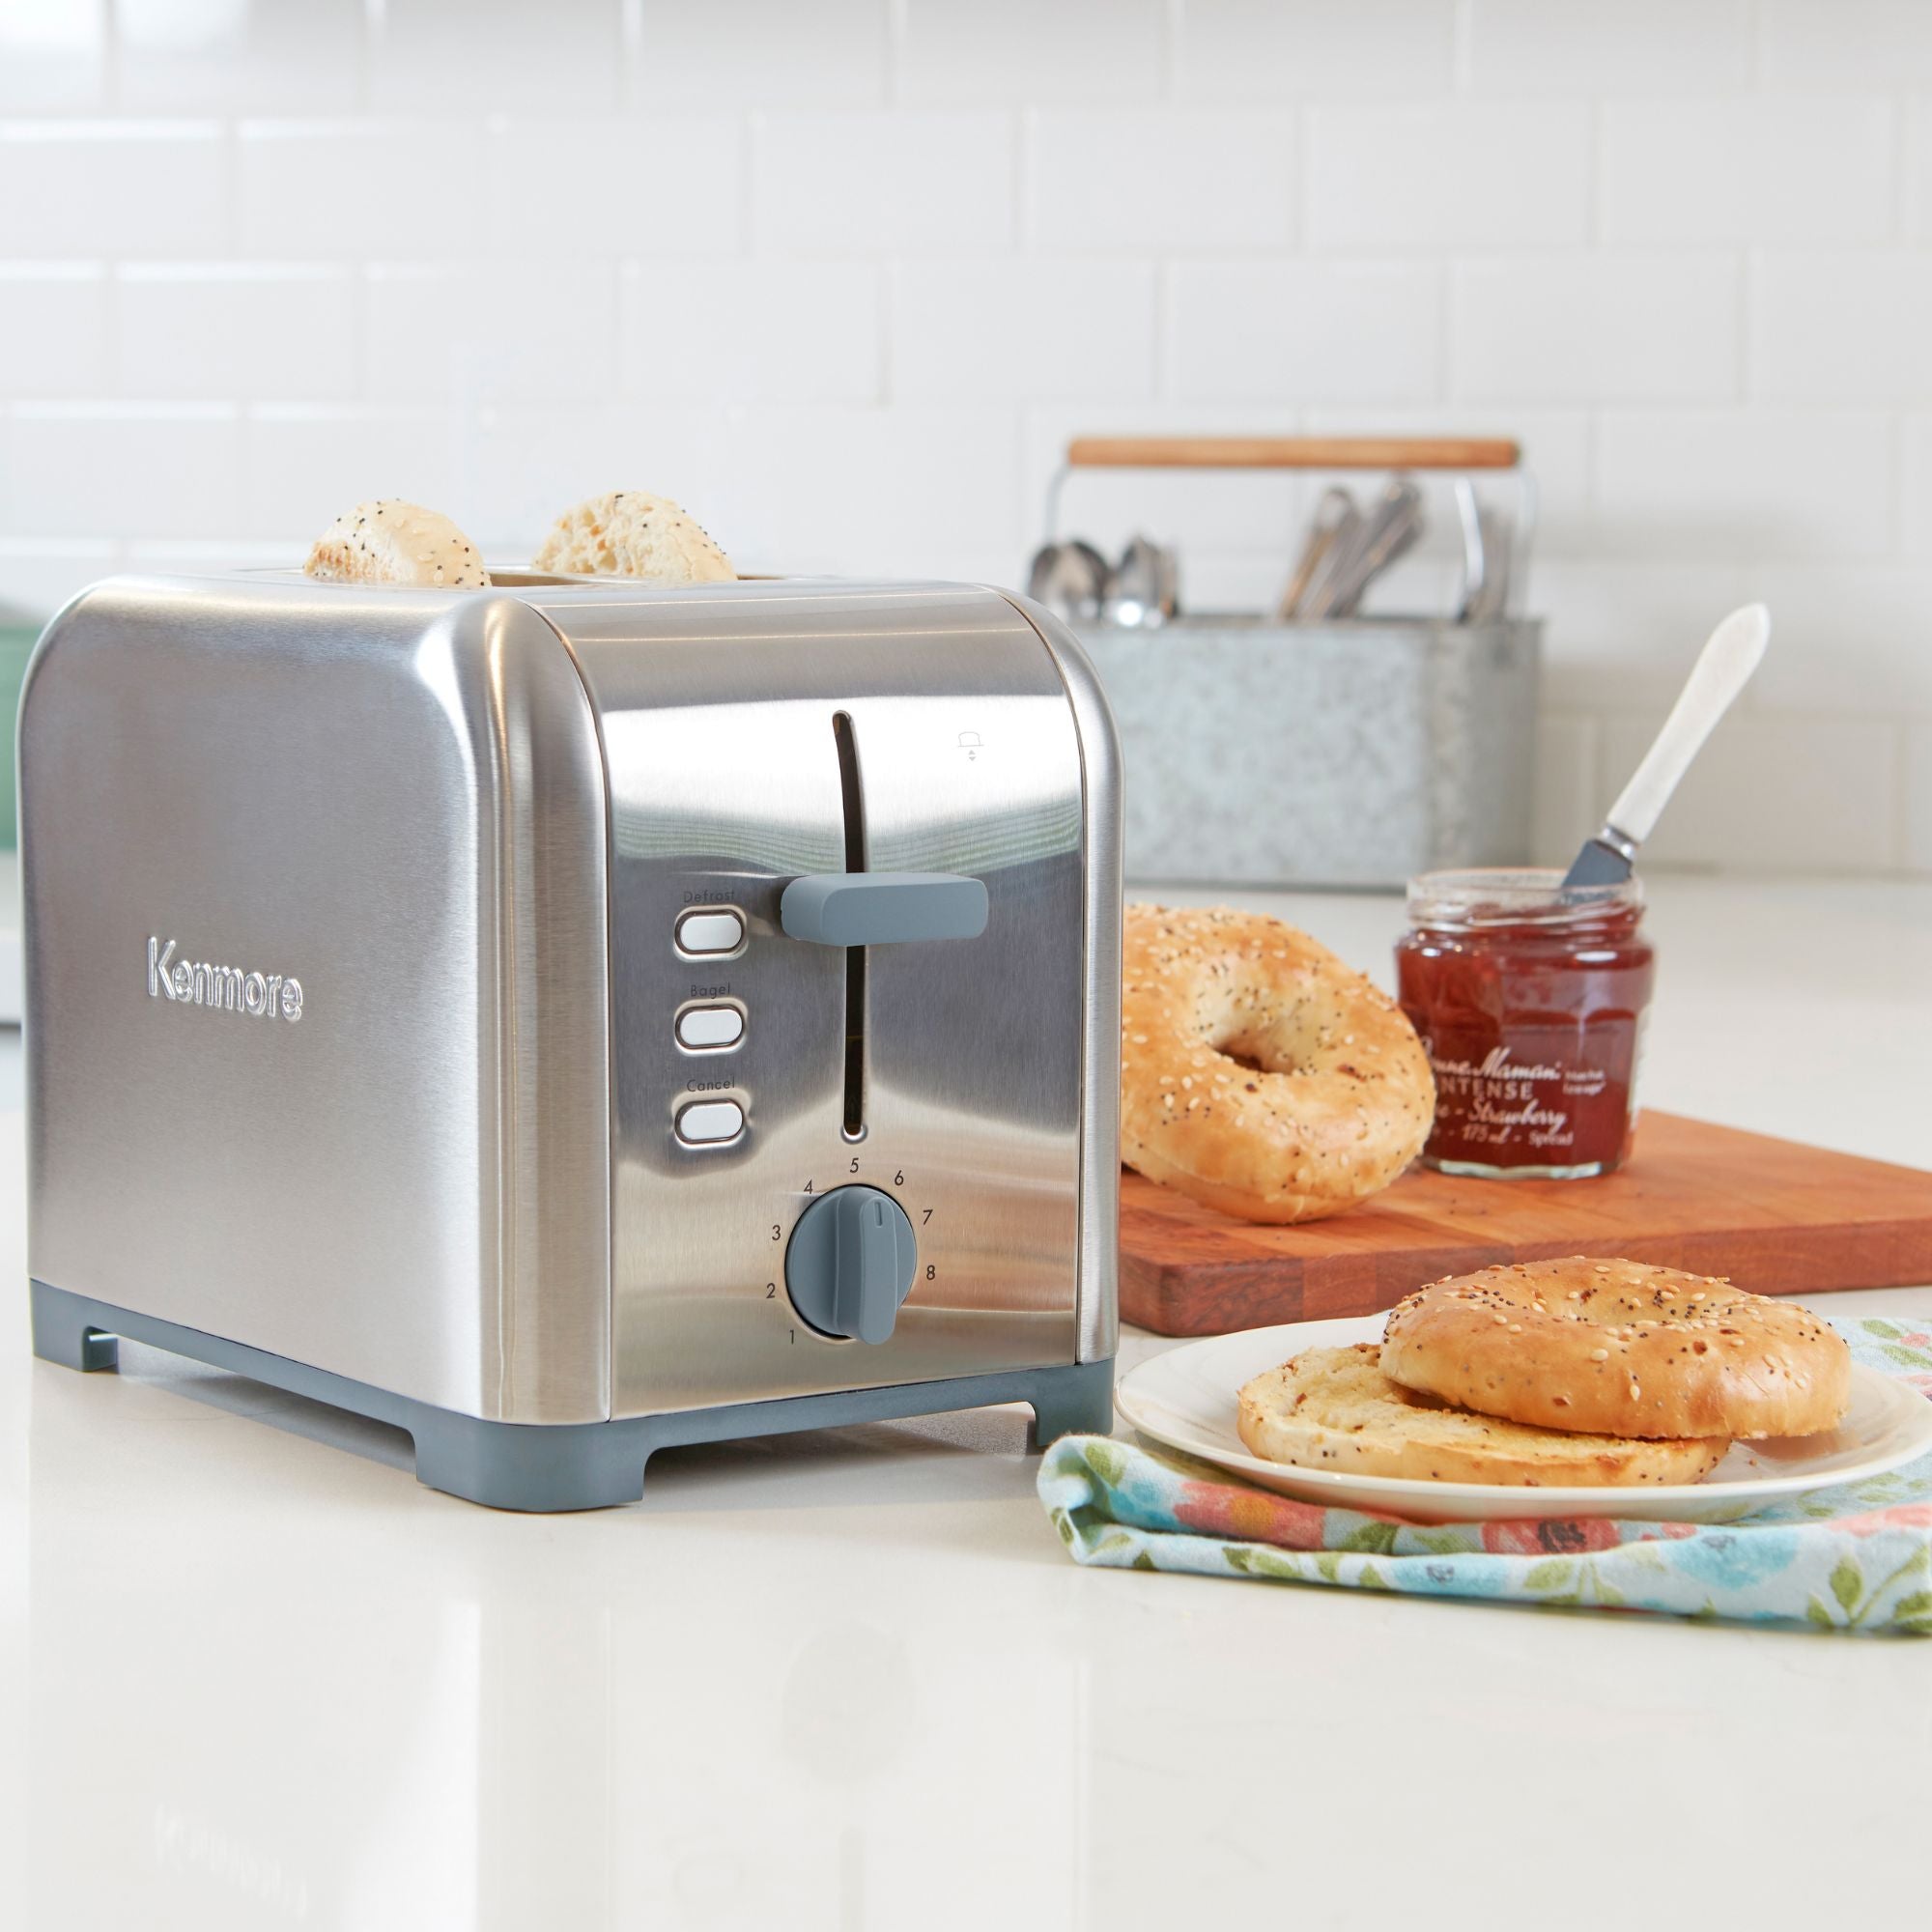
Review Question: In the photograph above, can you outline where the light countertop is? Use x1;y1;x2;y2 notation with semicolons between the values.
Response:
4;877;1929;1929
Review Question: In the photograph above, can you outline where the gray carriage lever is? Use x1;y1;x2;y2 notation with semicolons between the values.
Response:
779;872;989;946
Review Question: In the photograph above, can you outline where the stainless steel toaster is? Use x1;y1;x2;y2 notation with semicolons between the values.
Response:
21;572;1121;1509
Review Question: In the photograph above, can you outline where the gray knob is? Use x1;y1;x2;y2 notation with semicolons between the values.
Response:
784;1186;918;1345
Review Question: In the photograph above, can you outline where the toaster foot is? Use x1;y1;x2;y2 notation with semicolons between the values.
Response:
1023;1358;1118;1450
29;1278;120;1372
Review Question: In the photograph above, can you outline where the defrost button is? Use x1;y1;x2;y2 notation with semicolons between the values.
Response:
676;909;744;955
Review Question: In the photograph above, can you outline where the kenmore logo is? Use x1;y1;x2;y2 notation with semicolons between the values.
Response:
148;938;304;1022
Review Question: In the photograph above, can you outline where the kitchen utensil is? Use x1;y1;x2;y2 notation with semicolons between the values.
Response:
1102;532;1179;628
21;569;1122;1509
1119;1110;1932;1336
1116;1315;1932;1524
1563;602;1769;888
1299;475;1425;618
1026;536;1111;623
1277;486;1356;620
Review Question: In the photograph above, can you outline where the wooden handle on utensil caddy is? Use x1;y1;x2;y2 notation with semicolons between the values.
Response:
1064;435;1520;471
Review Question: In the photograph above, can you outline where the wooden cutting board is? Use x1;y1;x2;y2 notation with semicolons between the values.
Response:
1120;1111;1932;1336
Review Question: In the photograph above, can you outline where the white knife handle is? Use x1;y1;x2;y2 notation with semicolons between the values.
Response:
1605;604;1770;844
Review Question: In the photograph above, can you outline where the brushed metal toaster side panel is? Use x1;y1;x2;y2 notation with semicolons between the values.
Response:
21;577;611;1423
1001;593;1122;1365
538;582;1092;1415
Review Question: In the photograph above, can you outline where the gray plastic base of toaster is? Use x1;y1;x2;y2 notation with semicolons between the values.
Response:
29;1279;1117;1512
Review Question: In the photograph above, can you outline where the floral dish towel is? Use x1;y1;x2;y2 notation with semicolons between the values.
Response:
1038;1319;1932;1632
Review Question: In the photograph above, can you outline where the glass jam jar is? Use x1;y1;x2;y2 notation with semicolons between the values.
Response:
1395;868;1656;1179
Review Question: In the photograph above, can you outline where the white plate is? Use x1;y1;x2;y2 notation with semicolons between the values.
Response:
1116;1315;1932;1523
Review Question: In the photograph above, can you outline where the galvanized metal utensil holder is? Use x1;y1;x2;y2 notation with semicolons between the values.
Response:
1045;437;1544;890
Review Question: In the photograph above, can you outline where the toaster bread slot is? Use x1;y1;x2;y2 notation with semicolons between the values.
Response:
837;708;867;1140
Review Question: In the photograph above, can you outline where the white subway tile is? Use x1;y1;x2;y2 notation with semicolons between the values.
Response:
1532;558;1759;710
1027;110;1294;253
1170;262;1439;405
1453;255;1740;404
897;0;1163;104
1604;98;1895;245
0;539;116;620
1597;708;1897;872
704;405;1023;578
0;121;226;255
621;262;881;404
115;265;357;402
3;403;241;539
1306;104;1589;250
242;406;462;543
1751;254;1932;404
0;0;105;111
366;263;620;406
238;121;490;257
0;265;110;398
116;0;362;114
1531;714;1602;868
1175;2;1456;101
486;117;742;256
1467;0;1749;93
1595;410;1894;560
370;0;622;114
1907;724;1932;873
894;261;1155;402
1742;564;1932;711
755;112;1013;255
1899;413;1932;555
1760;3;1932;88
466;402;721;553
637;0;888;107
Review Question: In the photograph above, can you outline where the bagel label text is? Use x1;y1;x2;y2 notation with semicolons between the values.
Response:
148;937;304;1023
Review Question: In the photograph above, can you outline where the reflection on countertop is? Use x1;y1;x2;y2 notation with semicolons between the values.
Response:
6;877;1932;1928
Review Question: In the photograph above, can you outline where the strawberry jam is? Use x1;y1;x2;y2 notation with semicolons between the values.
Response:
1395;869;1655;1179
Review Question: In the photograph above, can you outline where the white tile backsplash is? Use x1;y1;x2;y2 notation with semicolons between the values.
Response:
894;260;1155;401
1452;255;1741;404
1751;255;1932;404
1464;1;1751;95
1173;2;1457;101
116;264;358;401
1603;98;1897;247
755;112;1014;255
485;118;744;257
896;1;1165;105
1170;261;1441;404
367;262;620;405
622;261;881;403
1594;410;1895;560
0;265;109;398
0;0;1925;875
1027;110;1295;254
0;121;225;255
1306;105;1592;251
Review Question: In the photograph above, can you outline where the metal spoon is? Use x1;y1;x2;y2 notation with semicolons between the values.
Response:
1562;603;1771;887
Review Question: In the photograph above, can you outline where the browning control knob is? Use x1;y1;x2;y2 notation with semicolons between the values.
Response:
784;1186;918;1344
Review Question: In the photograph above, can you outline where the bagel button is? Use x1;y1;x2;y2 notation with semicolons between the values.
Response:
677;1005;744;1049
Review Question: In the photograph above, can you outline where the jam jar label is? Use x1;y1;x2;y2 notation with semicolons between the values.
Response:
1424;1041;1606;1155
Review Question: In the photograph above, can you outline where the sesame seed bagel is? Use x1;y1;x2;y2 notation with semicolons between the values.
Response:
1122;904;1435;1224
1236;1344;1729;1487
1380;1258;1852;1441
303;498;487;588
